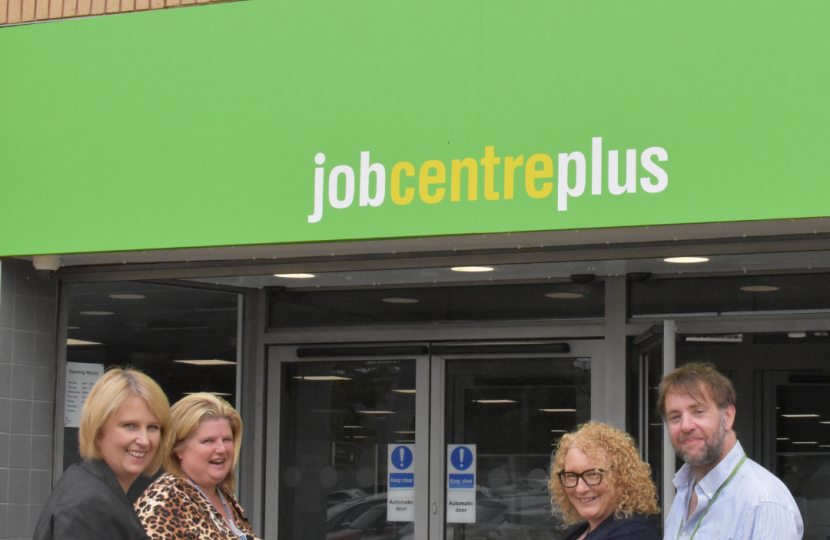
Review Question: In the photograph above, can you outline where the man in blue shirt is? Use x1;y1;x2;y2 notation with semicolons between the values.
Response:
658;363;803;540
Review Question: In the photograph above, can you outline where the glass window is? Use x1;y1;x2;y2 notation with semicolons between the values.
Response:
631;273;830;317
269;281;604;328
63;281;241;498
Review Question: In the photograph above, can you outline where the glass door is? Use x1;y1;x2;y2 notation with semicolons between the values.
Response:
267;345;431;540
766;371;830;540
267;340;603;540
428;340;600;540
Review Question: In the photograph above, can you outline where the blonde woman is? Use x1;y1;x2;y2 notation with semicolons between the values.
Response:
34;367;171;540
135;393;256;540
549;421;660;540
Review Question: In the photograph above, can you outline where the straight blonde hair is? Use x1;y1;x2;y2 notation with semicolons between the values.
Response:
164;393;243;491
79;366;171;475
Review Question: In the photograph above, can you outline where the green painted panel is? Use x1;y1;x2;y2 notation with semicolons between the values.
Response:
1;1;829;256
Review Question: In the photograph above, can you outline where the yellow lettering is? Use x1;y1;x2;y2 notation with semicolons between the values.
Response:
391;162;415;205
419;160;446;204
525;154;553;199
504;155;523;200
451;158;478;201
481;146;501;200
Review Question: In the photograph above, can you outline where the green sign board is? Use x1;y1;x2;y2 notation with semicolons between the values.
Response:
1;0;829;257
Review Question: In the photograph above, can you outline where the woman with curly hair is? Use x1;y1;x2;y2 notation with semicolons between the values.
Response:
549;421;660;540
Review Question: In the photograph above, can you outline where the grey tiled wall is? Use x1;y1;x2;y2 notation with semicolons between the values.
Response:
0;258;59;540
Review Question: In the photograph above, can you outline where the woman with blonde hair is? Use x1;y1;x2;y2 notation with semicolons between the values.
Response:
34;367;171;540
135;392;257;540
549;421;660;540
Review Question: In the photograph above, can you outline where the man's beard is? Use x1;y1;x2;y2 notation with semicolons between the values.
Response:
673;411;727;467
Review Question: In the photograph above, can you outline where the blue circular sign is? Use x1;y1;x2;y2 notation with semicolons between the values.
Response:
450;446;473;471
391;445;414;470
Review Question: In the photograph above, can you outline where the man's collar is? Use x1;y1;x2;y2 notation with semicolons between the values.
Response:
697;440;744;494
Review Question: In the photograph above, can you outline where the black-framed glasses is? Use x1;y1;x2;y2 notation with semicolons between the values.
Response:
557;468;611;488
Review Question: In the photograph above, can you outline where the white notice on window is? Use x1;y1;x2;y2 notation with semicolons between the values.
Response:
64;362;104;427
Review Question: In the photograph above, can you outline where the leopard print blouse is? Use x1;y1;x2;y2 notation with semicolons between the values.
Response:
135;473;256;540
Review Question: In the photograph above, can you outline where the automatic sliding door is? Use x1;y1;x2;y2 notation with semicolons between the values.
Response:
431;348;595;540
271;348;430;540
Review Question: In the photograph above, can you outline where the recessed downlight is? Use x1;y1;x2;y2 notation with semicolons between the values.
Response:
382;298;419;304
472;399;517;404
451;266;494;273
79;311;114;316
740;285;779;292
777;438;790;441
67;339;101;346
392;389;416;394
546;292;583;299
781;414;819;418
788;332;807;339
539;408;577;413
108;294;145;300
175;359;237;366
664;257;709;264
792;441;818;445
274;273;315;279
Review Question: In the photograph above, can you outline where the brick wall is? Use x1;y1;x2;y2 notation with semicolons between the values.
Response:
1;0;236;26
0;258;59;540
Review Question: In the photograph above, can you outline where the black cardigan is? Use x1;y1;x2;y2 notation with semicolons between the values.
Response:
33;460;150;540
562;514;661;540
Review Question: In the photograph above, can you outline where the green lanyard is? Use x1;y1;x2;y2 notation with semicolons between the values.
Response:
676;454;746;540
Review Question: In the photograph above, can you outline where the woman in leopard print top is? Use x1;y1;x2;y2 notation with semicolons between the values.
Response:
135;393;257;540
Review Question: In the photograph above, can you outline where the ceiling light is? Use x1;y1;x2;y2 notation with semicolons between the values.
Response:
274;273;315;279
539;408;577;413
382;298;419;304
788;332;807;339
664;257;709;264
108;294;145;300
184;391;232;396
821;422;830;425
740;285;779;292
777;438;790;441
472;399;517;404
175;359;237;366
357;410;395;414
685;335;743;343
394;431;415;434
67;339;101;346
545;292;583;299
451;266;494;273
292;375;352;381
781;414;819;418
79;311;113;316
351;435;368;439
392;389;416;394
791;441;818;445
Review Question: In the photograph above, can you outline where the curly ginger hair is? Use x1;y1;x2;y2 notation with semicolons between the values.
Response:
549;421;659;525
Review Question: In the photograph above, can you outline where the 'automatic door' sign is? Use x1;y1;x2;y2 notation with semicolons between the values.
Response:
387;444;415;522
446;444;476;523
